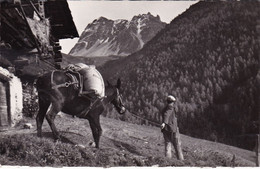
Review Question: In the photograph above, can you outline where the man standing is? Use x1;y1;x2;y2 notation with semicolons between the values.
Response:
161;95;184;160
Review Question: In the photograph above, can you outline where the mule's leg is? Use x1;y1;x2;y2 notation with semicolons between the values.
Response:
36;96;50;137
89;116;102;148
45;101;62;140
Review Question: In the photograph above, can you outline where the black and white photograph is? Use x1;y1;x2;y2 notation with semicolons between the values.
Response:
0;0;260;167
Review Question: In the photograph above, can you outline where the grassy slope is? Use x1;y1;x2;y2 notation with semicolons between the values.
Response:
0;114;256;167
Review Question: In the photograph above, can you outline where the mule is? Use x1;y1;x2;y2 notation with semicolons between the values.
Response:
36;70;126;148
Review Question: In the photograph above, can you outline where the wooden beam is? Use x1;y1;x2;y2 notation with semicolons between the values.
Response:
0;13;21;36
38;0;45;19
256;19;260;167
0;2;38;9
257;135;260;166
0;2;1;42
0;13;34;48
18;3;41;53
29;0;44;20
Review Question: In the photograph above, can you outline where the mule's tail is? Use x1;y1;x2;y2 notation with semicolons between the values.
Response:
36;72;53;92
36;71;66;106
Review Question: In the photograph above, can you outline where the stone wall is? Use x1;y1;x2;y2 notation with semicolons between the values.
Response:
0;66;23;127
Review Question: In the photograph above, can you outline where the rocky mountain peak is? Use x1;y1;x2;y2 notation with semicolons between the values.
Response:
132;12;161;22
69;13;166;57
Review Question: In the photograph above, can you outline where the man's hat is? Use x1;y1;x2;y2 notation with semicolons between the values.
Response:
167;95;176;102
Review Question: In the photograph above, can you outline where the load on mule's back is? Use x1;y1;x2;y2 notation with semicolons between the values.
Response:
36;63;126;148
66;63;105;100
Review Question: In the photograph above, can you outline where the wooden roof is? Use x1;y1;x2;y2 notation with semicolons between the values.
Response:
45;0;79;39
0;0;79;50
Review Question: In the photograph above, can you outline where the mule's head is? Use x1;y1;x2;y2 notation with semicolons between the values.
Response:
107;79;126;114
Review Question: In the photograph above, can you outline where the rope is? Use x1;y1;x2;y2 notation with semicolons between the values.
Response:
127;110;161;127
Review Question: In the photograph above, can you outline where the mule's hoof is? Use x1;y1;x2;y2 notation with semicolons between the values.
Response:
89;141;96;148
95;144;99;149
54;138;62;144
53;136;61;142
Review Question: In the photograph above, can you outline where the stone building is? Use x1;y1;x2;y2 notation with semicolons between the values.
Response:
0;66;23;128
0;0;78;128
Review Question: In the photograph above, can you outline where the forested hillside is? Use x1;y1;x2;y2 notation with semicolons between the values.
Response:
100;1;260;150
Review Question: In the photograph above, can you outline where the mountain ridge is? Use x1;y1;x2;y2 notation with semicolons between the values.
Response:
69;12;166;57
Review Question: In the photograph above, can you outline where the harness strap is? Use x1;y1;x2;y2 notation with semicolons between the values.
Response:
66;72;80;90
52;81;79;90
50;70;79;90
76;97;105;118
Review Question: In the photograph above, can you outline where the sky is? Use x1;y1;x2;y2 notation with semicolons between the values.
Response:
60;1;198;54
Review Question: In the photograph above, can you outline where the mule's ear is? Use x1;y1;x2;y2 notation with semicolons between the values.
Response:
117;78;121;89
107;80;112;87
